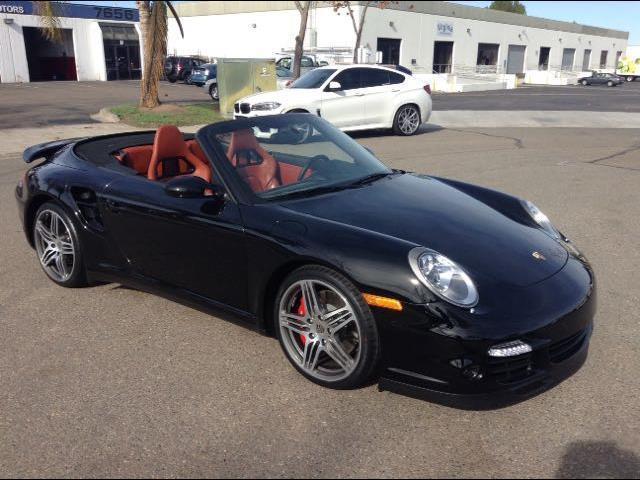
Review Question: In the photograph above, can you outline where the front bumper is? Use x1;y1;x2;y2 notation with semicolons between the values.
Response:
375;259;596;410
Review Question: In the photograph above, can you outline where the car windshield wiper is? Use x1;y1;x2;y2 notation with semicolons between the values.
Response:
347;170;401;187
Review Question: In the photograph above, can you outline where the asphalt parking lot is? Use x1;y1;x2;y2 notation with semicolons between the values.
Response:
431;81;640;112
1;125;639;477
1;79;639;129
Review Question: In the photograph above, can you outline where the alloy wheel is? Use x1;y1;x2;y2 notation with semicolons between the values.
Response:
34;209;75;282
397;106;420;135
278;280;361;382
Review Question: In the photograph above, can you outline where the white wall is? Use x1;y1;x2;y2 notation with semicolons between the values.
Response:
167;6;355;59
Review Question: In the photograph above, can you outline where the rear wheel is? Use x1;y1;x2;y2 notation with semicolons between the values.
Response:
607;80;614;87
393;104;421;136
209;83;219;101
627;76;635;82
33;202;87;288
275;266;380;389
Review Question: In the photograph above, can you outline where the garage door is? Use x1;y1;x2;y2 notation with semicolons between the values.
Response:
506;45;526;74
562;48;576;71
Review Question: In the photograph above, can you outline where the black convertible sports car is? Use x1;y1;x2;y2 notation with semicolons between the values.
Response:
16;114;596;409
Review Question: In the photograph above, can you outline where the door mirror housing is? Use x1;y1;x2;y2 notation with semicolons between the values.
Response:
326;81;342;92
165;176;222;199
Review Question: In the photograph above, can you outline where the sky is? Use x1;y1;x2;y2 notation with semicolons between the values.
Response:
69;0;640;44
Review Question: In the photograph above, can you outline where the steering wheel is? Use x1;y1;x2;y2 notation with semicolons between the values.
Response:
298;155;330;181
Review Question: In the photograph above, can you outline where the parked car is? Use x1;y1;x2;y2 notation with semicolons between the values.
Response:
578;72;623;87
234;65;432;136
276;55;322;73
276;66;294;89
190;63;217;87
164;56;207;84
17;114;595;408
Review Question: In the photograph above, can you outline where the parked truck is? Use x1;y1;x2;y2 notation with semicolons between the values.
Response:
616;56;640;82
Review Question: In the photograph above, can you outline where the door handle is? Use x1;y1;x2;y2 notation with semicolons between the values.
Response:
355;93;365;97
392;89;400;92
105;199;121;213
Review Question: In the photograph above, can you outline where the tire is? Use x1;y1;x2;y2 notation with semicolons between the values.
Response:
393;104;421;136
33;202;87;288
168;75;177;83
274;265;380;389
626;76;634;82
209;83;219;101
185;74;192;85
581;79;588;86
607;81;614;87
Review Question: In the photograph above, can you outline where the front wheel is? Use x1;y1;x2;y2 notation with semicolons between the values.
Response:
581;79;588;86
626;76;635;82
275;266;380;389
33;202;87;287
393;104;421;136
607;80;614;87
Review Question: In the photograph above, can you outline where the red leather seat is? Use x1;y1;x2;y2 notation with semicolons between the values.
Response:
227;129;280;192
148;125;212;183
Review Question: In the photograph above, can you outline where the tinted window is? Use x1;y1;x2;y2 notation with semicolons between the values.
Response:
361;68;390;88
333;68;362;90
278;58;292;69
389;71;406;84
290;69;336;89
301;57;314;67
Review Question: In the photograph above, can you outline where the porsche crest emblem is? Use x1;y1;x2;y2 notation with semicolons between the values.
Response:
532;251;546;261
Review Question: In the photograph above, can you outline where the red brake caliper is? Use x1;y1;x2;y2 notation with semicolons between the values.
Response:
298;295;307;346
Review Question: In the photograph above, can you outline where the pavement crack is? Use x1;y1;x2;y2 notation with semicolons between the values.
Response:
444;128;524;149
586;143;640;164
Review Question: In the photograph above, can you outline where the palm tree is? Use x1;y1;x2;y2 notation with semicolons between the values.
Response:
137;1;184;108
37;1;183;109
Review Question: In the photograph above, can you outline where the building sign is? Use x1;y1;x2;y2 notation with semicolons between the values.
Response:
0;4;25;14
0;1;138;21
437;22;454;36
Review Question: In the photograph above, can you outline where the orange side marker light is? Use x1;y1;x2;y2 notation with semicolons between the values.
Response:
362;293;403;311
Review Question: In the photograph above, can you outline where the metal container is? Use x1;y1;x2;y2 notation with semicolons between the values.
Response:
217;58;276;117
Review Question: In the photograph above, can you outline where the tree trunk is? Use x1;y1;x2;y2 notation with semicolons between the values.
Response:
352;3;368;64
293;1;310;79
138;1;167;109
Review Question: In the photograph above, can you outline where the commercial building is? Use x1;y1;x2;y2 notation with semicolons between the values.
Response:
0;1;140;83
168;1;628;90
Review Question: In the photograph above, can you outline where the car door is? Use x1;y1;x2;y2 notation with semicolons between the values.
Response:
100;175;248;311
320;68;368;128
592;73;605;85
359;68;397;126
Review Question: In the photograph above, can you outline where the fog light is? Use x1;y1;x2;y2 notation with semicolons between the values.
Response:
488;340;532;358
462;365;483;381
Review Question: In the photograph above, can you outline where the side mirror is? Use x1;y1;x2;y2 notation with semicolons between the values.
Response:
165;176;221;199
327;81;342;92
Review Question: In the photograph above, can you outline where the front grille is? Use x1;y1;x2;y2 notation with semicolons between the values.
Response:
488;353;534;385
240;103;251;114
234;103;240;113
550;328;588;363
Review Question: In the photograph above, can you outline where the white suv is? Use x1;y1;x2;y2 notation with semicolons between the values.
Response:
234;65;432;136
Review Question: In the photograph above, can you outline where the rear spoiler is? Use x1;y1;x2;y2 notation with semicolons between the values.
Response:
23;138;83;163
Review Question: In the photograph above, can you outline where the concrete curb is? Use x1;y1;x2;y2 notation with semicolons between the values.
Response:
90;108;120;124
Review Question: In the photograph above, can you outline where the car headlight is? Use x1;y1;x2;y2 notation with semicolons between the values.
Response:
409;247;479;308
204;69;209;76
251;102;281;111
521;200;561;240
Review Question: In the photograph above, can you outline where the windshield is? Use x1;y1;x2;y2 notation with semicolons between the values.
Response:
199;115;391;201
290;69;336;89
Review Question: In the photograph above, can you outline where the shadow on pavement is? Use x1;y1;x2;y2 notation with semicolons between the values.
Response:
556;440;640;479
348;124;444;139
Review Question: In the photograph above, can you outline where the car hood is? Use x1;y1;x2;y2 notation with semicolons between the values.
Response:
241;88;314;105
282;173;568;288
